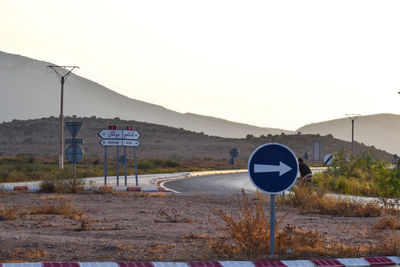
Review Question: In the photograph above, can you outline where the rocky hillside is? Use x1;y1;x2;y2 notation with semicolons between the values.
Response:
0;117;391;163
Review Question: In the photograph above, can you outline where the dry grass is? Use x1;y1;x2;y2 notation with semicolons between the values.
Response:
374;233;400;255
29;199;83;219
183;233;213;239
209;190;271;258
286;186;381;217
155;208;192;223
374;216;400;230
209;189;377;259
0;203;17;220
116;243;135;253
39;179;85;194
38;194;71;200
10;248;50;260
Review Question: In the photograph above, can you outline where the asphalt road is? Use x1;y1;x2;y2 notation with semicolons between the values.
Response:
164;172;257;195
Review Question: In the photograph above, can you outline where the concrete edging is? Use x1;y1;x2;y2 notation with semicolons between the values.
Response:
0;256;399;267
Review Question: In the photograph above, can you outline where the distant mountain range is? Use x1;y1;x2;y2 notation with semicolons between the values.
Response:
0;51;292;138
298;114;400;155
1;51;400;155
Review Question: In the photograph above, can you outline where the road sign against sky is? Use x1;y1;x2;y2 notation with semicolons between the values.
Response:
248;143;299;194
2;0;400;130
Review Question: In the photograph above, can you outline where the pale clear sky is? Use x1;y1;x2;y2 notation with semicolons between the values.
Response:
1;0;400;130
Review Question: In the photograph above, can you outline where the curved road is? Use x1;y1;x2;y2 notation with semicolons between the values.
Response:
164;172;257;195
164;168;327;196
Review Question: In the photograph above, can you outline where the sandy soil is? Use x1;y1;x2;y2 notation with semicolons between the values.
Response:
0;192;390;262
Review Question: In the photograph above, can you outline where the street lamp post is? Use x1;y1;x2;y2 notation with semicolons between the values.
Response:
47;65;79;169
346;114;361;157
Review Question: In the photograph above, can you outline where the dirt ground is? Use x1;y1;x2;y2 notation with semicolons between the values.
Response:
0;191;392;262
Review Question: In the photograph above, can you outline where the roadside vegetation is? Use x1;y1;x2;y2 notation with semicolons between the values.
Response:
210;189;400;259
313;151;400;198
0;154;246;183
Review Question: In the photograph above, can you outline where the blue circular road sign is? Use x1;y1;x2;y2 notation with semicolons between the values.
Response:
119;155;129;165
230;148;239;158
65;145;83;163
248;143;299;194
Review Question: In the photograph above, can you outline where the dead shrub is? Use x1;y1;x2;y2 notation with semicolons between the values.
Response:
39;179;85;193
287;186;381;217
0;204;17;220
116;243;135;253
209;190;273;258
29;199;82;219
182;233;212;239
209;189;370;259
38;194;70;201
374;216;400;230
374;232;400;255
155;208;192;223
11;248;50;260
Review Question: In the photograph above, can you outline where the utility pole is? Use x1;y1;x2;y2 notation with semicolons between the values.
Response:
47;65;79;169
346;114;361;157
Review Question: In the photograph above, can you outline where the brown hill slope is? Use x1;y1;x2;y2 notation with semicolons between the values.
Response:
297;113;400;155
0;117;391;162
0;50;291;138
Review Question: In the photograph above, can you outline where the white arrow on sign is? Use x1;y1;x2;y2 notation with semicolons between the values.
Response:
100;139;123;146
98;130;123;139
123;130;140;140
254;161;292;176
122;140;140;147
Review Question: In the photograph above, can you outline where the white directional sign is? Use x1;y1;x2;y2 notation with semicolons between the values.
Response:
123;130;140;140
98;130;123;139
122;140;140;147
100;139;123;146
254;161;292;176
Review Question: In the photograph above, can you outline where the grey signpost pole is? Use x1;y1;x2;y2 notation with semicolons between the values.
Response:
104;146;107;185
134;147;138;186
73;137;76;183
124;146;127;186
270;194;275;255
116;146;120;186
346;114;360;157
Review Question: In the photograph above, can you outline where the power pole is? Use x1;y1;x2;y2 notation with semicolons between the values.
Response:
346;114;361;157
47;65;79;169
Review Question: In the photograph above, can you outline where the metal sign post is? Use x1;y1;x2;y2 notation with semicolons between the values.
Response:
124;146;127;186
134;147;138;186
99;126;140;186
65;121;84;183
104;146;107;185
248;143;299;256
116;146;120;186
270;194;275;254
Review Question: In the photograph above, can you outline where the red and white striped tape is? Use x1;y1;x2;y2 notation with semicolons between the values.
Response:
1;257;399;267
0;185;167;193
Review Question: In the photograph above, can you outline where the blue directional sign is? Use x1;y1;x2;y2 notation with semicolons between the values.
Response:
248;143;299;194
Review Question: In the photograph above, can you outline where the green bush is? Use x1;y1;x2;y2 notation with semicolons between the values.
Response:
313;151;400;197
